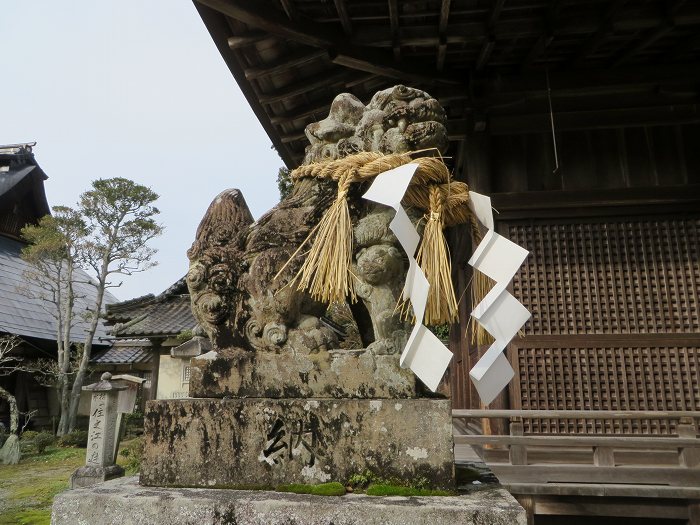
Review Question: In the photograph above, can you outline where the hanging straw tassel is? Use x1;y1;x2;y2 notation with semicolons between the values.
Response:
415;185;459;325
292;169;356;304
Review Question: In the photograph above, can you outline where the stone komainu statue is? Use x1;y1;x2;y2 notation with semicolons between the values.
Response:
186;85;449;356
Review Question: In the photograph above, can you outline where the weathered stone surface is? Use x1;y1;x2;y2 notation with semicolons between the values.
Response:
52;476;526;525
141;398;454;489
189;348;420;399
70;464;125;489
186;85;449;363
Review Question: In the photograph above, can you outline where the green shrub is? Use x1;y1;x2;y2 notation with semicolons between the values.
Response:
34;432;56;454
21;430;39;441
0;428;7;448
58;430;88;448
124;412;144;437
119;437;144;474
175;330;194;344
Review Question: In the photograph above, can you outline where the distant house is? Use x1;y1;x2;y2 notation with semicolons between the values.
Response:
0;143;114;430
100;277;197;406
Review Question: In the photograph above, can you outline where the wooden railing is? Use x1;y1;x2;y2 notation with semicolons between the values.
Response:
453;409;700;487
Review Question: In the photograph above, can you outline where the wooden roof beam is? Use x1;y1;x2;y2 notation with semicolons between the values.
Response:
521;33;554;70
388;0;401;61
243;49;328;80
612;20;675;67
269;101;332;125
278;0;297;20
226;32;268;48
480;63;700;97
488;0;507;28
611;0;687;67
475;39;496;71
257;69;350;105
334;0;353;36
570;0;630;67
448;103;700;136
196;0;464;86
475;0;506;71
521;0;561;70
437;0;451;71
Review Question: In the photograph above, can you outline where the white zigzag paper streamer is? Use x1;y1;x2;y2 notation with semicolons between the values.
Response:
362;163;453;392
468;192;531;405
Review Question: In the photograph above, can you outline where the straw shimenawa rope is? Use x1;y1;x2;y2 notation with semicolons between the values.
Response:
415;185;458;325
283;151;491;339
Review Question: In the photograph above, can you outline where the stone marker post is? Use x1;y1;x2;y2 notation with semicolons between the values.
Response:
70;372;127;489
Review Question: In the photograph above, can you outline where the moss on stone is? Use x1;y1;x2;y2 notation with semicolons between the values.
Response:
276;482;346;496
365;484;455;497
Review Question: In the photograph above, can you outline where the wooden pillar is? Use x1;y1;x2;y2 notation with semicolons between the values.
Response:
515;495;535;525
678;417;700;468
688;501;700;525
509;417;528;465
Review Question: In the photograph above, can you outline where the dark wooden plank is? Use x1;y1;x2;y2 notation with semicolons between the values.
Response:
490;464;700;486
387;0;400;61
682;124;700;184
333;0;352;36
452;408;700;419
535;497;688;519
454;434;700;448
258;69;349;104
492;135;527;192
197;0;464;86
485;105;700;135
243;49;328;80
507;481;700;498
652;125;685;186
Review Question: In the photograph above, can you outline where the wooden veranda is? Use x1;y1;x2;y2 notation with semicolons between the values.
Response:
192;0;700;520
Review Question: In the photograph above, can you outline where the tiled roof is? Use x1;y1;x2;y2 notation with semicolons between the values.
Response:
91;340;153;364
0;235;117;342
107;277;196;338
114;296;195;337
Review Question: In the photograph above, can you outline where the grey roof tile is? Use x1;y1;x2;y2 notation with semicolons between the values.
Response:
0;235;116;342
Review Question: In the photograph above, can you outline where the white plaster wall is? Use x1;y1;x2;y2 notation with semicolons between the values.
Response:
156;354;190;399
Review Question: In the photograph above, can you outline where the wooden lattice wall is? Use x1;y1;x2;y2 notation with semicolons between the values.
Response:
505;215;700;434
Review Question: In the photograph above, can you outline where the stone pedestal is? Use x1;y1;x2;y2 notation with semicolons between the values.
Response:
52;476;527;525
70;464;125;489
142;398;454;489
189;349;420;399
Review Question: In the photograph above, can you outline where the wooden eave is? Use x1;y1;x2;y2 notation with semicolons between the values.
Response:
193;0;700;169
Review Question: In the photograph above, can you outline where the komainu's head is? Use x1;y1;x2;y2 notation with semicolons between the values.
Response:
303;85;448;165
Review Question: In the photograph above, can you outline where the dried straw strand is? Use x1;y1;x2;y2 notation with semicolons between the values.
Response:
292;169;356;304
415;186;458;325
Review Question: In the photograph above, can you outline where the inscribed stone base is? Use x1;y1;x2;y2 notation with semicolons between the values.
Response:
141;398;454;489
52;476;527;525
69;464;124;489
189;349;420;399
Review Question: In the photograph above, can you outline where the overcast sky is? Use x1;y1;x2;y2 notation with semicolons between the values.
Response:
1;1;284;301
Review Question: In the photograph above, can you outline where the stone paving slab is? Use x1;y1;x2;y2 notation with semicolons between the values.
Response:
51;476;526;525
